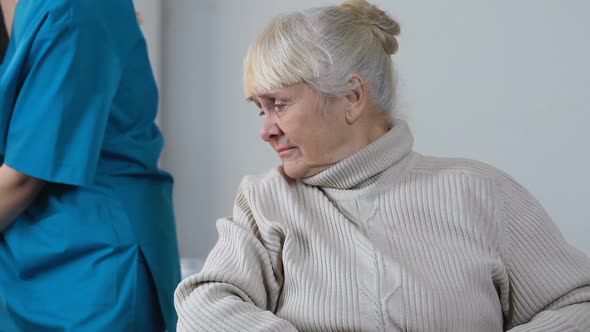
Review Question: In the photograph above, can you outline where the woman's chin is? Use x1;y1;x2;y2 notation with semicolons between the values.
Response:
281;162;309;180
282;161;329;179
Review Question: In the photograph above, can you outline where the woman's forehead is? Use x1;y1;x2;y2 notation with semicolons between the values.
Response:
248;83;308;102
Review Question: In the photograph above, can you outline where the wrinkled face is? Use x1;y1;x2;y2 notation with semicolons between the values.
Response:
250;83;358;179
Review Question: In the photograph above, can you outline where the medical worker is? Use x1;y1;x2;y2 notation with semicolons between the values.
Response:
0;0;180;330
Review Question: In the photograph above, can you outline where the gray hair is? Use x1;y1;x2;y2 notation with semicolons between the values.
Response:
244;0;400;115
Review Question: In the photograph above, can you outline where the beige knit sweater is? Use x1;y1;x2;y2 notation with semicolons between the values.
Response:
175;122;590;331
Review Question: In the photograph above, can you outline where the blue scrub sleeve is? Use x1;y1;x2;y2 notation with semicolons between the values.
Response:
4;14;121;186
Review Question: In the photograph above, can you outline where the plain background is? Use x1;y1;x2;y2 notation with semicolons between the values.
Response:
133;0;589;262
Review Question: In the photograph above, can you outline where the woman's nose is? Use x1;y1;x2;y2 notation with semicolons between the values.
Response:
259;114;282;142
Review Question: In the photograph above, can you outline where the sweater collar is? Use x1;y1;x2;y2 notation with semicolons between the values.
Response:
301;121;414;190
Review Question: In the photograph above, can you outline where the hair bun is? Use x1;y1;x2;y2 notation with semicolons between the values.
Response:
340;0;400;55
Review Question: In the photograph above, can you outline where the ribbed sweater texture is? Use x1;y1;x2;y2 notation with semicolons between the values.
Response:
175;122;590;331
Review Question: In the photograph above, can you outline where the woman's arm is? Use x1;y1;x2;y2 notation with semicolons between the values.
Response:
497;174;590;331
0;164;44;231
175;183;298;332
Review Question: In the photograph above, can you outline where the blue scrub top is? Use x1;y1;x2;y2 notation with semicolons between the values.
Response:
0;0;180;330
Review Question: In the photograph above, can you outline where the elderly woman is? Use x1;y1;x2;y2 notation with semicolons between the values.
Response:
175;0;590;331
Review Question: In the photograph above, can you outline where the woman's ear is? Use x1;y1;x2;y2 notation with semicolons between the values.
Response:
344;74;367;124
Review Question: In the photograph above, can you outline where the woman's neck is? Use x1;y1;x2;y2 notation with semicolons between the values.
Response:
1;0;18;37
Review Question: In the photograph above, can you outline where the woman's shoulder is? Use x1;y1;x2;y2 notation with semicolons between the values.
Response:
13;1;109;37
410;153;513;184
16;0;75;26
17;1;136;32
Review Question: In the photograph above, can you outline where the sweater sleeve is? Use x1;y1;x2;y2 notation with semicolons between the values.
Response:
497;175;590;331
174;183;297;332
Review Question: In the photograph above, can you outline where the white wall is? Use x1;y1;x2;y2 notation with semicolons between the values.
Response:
159;0;590;259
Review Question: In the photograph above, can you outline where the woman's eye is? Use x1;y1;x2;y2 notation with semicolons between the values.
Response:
273;104;287;112
258;110;265;117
